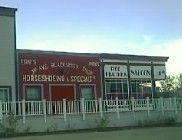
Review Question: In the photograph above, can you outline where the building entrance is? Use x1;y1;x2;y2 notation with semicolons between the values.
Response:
51;85;74;101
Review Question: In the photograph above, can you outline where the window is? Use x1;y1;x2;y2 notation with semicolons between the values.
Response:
105;79;129;99
80;86;94;100
25;86;41;101
130;79;152;98
0;88;10;102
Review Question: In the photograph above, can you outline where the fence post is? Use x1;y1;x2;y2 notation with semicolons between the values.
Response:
160;97;164;115
0;101;2;120
99;98;103;119
116;97;120;119
43;99;47;123
169;97;172;109
63;99;67;122
22;99;26;124
173;97;178;115
81;98;85;121
131;97;135;119
146;97;150;117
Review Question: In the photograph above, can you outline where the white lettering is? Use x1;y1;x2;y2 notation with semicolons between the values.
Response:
22;75;65;82
20;59;37;65
70;76;93;83
89;62;99;67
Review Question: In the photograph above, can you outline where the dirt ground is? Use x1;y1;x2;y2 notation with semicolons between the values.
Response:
2;126;182;140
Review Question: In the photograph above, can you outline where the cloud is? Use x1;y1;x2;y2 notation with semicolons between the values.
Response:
150;38;182;76
18;35;143;54
143;35;152;45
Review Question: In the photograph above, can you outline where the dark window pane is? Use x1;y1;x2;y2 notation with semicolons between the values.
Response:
25;86;41;101
80;86;94;100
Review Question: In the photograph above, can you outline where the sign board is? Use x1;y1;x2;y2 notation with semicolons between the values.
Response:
104;65;128;78
104;65;166;79
130;66;151;79
154;65;166;80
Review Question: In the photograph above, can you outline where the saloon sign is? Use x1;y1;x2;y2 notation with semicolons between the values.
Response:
154;65;166;79
104;65;166;79
130;66;151;79
104;65;128;78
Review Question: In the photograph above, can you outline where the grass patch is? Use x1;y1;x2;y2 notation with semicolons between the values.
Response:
138;116;177;127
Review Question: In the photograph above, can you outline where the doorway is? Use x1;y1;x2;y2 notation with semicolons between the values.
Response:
51;85;74;101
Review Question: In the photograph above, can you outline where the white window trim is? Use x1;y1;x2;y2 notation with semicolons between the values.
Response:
79;84;97;100
23;84;44;100
0;87;10;102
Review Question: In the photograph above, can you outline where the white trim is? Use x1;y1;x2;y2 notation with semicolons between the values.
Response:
23;84;44;100
129;61;151;64
104;79;129;99
130;61;166;65
153;62;166;65
79;84;97;100
0;87;10;102
101;59;127;63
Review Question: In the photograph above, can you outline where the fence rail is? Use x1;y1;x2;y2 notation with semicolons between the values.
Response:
0;97;182;122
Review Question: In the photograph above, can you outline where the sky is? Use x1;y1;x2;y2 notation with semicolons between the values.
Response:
1;0;182;76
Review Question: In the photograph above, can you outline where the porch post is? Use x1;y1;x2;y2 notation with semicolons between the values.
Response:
81;98;85;120
116;97;120;119
43;99;47;123
160;97;164;115
173;97;178;115
63;99;67;122
131;97;135;119
22;99;26;124
146;97;150;117
0;101;2;120
99;98;103;119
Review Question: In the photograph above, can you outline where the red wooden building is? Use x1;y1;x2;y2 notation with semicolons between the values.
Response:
18;50;101;101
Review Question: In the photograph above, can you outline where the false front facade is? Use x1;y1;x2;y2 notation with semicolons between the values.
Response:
18;50;101;101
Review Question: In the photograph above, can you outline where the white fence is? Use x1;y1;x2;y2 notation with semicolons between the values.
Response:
0;97;182;123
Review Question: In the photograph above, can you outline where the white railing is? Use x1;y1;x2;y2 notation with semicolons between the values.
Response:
0;97;182;122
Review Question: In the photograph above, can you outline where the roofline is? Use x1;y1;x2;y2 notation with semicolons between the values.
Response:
17;49;100;57
0;6;17;17
17;49;169;62
100;53;169;62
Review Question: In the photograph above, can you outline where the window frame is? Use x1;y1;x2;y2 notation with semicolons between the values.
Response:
105;79;129;99
130;79;152;98
79;84;96;100
23;84;43;101
0;86;11;102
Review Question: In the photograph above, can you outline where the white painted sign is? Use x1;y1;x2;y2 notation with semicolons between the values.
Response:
104;65;128;78
154;66;166;79
130;66;151;79
104;65;166;79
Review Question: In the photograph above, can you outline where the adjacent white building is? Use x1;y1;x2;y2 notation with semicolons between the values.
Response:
0;6;17;101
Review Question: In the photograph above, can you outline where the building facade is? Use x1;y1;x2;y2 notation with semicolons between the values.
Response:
18;50;101;101
17;50;168;101
101;54;168;99
0;6;17;102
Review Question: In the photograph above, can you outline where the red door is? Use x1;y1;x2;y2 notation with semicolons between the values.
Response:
51;85;74;101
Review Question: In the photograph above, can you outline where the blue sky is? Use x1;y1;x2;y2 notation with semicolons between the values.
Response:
1;0;182;76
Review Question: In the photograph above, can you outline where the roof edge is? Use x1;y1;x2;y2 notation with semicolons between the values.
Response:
0;6;17;17
17;49;169;62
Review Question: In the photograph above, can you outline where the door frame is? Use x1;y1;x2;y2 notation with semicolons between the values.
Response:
49;84;76;100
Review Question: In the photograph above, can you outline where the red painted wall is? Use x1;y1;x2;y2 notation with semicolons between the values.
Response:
18;52;101;101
